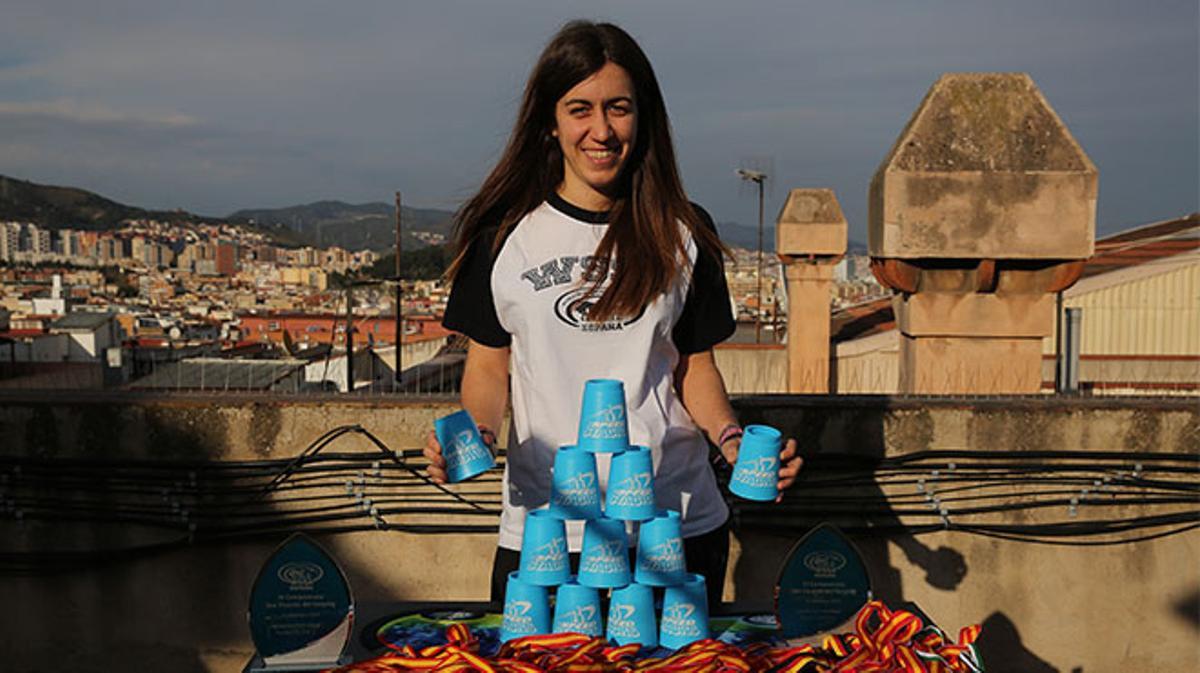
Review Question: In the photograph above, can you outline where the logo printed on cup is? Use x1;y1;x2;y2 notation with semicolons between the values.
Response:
555;605;599;633
662;603;702;637
733;456;778;489
526;538;567;571
642;539;684;572
580;540;626;574
436;410;496;483
504;600;536;633
446;430;490;472
554;473;599;506
608;473;653;506
581;404;626;440
607;605;641;639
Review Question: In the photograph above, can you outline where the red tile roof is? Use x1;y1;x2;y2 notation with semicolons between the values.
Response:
0;329;50;338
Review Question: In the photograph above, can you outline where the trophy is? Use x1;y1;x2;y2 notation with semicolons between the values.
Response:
775;523;872;638
246;533;354;671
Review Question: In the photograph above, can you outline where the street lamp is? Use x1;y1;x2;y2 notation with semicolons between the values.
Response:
737;169;767;344
394;191;403;389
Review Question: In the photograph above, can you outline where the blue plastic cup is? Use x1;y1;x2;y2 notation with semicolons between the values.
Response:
552;579;603;637
577;517;631;588
433;410;496;483
518;510;570;586
604;445;656;521
577;379;629;453
500;571;551;642
635;510;687;587
607;583;658;648
548;445;602;520
729;425;782;501
659;573;709;649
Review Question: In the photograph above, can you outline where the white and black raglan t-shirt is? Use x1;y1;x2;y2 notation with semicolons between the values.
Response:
443;193;736;552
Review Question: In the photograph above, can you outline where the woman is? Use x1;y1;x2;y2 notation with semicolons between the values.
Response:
425;20;802;608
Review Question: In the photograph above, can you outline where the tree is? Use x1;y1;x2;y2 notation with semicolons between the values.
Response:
366;244;451;281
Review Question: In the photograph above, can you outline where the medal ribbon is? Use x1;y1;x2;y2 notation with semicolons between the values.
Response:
338;602;982;672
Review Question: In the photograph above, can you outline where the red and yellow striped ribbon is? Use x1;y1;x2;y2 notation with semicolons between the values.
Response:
338;602;982;672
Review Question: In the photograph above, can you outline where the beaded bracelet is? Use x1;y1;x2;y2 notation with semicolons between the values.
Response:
478;426;497;451
717;423;743;448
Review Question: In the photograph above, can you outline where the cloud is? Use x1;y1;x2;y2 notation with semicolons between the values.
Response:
0;100;197;127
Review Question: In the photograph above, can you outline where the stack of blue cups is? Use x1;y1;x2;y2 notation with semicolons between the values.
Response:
500;509;564;643
499;379;712;650
575;379;659;648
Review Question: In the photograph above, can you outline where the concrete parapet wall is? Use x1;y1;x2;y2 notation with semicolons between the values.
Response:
0;393;1196;671
0;390;458;460
729;396;1198;671
1041;356;1200;390
714;345;787;394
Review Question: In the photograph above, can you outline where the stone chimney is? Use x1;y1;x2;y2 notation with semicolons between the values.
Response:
776;189;847;393
869;73;1096;394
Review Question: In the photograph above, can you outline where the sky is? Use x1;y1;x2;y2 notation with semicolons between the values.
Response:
1;0;1196;241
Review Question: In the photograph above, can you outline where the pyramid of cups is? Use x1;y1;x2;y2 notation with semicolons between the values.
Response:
502;379;706;650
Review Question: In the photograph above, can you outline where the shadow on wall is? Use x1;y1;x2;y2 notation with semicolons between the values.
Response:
1174;590;1200;630
975;612;1059;673
0;398;416;672
728;398;973;646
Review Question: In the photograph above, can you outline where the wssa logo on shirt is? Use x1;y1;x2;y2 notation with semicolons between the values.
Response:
520;256;645;332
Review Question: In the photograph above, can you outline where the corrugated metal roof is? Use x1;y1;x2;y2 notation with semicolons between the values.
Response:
129;358;305;391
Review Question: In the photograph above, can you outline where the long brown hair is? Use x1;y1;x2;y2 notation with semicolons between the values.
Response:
447;20;725;322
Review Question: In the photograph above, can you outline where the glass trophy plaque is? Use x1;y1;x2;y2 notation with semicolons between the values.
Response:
775;523;871;638
247;533;354;671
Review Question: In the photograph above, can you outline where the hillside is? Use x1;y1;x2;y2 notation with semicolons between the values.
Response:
0;174;212;230
366;245;452;281
230;201;456;253
0;174;868;255
0;174;308;247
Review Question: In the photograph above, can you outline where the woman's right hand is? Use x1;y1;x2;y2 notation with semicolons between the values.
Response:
423;430;448;484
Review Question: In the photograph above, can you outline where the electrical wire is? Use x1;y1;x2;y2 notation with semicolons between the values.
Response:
1;436;1197;574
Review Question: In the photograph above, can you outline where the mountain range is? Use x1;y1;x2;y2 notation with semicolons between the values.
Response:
229;200;454;252
0;173;864;253
0;174;221;230
0;174;452;251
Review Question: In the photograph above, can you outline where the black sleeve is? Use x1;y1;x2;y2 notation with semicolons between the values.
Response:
442;228;512;348
672;204;736;354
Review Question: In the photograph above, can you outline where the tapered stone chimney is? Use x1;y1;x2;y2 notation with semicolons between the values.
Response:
776;189;847;393
869;73;1096;394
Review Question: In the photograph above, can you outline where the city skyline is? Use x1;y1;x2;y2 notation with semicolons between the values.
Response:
1;1;1197;241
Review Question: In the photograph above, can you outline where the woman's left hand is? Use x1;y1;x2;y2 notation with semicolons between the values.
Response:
722;435;803;504
776;439;802;503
